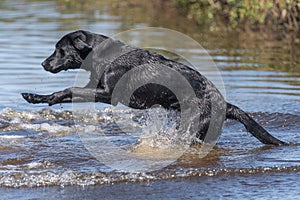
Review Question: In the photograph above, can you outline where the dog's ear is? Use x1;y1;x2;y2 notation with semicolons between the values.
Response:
73;37;92;52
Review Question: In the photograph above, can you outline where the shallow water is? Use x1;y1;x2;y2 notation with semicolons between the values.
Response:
0;0;300;199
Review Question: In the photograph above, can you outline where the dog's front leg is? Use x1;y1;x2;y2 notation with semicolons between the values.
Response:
48;87;112;106
48;89;72;106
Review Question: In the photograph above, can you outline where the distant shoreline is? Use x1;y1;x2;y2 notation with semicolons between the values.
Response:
173;0;300;36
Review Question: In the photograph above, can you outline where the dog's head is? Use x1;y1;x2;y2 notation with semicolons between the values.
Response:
42;30;106;73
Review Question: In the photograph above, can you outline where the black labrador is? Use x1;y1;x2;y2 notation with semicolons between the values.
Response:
22;30;286;145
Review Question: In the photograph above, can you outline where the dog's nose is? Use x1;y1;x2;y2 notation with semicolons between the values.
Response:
41;60;46;67
41;60;51;72
41;60;51;70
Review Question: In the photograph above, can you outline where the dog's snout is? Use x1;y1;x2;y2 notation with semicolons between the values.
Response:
41;57;62;73
41;59;51;71
41;60;47;67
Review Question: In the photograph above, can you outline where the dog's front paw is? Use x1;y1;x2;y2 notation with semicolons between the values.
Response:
22;93;36;103
21;93;49;104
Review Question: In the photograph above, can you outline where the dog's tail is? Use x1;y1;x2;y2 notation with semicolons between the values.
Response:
226;103;286;145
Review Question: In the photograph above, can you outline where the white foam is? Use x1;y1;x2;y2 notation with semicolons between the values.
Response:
26;162;42;169
22;112;39;120
0;107;13;115
0;135;25;139
19;123;71;133
10;117;23;124
40;123;70;133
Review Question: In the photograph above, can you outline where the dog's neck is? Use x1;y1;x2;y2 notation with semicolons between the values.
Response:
77;33;109;71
